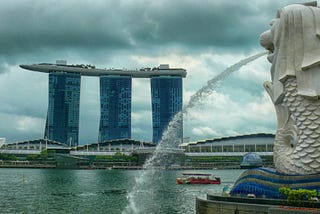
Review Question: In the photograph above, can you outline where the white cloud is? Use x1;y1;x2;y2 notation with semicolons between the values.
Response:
0;112;44;142
16;116;45;133
183;88;276;141
236;56;271;83
192;127;218;136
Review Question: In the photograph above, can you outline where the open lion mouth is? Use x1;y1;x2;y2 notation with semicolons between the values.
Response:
265;42;275;63
267;49;275;63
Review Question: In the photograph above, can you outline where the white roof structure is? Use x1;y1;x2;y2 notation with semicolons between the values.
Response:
180;133;275;147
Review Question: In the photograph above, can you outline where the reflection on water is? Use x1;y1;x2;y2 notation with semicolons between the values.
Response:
0;168;243;213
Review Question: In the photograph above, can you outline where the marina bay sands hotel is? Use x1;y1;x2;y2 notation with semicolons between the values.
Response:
20;60;186;146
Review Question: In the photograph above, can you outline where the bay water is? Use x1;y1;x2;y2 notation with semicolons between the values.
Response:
0;168;244;213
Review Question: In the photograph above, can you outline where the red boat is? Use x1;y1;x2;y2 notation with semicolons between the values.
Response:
176;172;221;185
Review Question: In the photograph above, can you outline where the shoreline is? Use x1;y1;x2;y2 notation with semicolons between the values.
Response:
0;164;244;170
0;160;273;170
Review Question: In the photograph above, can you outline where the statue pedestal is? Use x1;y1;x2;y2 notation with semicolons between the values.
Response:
230;167;320;199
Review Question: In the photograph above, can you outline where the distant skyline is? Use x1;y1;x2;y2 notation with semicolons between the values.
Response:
0;0;308;144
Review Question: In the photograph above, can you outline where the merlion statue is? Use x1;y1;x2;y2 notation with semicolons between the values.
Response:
260;1;320;174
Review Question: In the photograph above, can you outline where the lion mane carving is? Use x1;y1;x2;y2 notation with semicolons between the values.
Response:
260;2;320;174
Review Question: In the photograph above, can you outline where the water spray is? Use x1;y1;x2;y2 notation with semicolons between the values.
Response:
123;51;267;213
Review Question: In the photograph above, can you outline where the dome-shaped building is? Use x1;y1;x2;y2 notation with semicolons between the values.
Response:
240;152;263;169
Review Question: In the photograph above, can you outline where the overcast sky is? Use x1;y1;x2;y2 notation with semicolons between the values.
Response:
0;0;307;144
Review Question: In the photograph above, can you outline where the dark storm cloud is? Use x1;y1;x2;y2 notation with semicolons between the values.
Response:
0;1;130;55
0;0;297;58
125;1;266;48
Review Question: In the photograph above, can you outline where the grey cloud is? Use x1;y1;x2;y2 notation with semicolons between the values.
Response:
0;0;299;58
0;63;10;74
220;75;265;100
0;1;130;55
0;103;45;119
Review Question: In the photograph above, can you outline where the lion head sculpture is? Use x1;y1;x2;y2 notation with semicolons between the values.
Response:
260;2;320;104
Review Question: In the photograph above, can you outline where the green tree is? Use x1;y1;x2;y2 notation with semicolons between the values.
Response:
279;187;317;204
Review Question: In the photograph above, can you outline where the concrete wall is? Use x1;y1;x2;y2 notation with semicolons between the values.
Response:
196;198;270;214
196;197;320;214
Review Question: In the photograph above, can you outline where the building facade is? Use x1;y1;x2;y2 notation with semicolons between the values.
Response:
44;72;81;146
21;62;186;145
99;75;132;142
180;133;275;153
151;76;183;144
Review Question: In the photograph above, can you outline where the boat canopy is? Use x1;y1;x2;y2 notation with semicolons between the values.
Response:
182;172;212;176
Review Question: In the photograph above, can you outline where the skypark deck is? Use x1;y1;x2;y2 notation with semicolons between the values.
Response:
20;63;187;78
